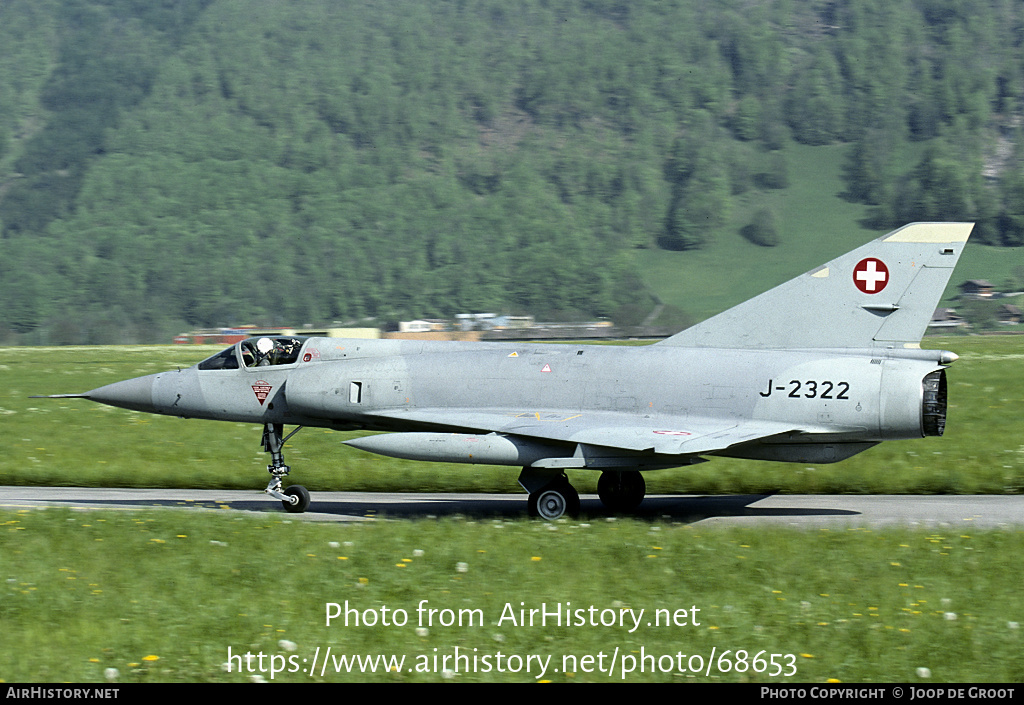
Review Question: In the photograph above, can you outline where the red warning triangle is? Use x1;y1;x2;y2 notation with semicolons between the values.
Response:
541;364;552;372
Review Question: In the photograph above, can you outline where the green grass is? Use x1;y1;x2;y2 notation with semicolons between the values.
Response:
2;337;1022;496
2;508;1022;682
2;338;1021;684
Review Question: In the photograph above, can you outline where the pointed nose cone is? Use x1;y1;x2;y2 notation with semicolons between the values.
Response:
86;374;158;413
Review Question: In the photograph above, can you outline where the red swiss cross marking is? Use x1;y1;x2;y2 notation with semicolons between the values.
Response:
853;257;889;294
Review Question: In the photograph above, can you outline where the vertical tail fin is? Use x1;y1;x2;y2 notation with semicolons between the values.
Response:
657;222;973;349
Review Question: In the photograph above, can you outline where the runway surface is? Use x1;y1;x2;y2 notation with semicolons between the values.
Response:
1;486;1022;528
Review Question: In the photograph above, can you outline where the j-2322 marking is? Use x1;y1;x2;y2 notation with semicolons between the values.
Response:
760;380;850;399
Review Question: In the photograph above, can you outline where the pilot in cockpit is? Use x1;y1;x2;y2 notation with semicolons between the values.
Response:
254;337;276;366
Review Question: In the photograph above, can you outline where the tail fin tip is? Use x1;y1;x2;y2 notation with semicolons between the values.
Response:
883;221;974;244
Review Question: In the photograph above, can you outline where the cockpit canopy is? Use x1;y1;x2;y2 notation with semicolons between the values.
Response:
197;337;307;371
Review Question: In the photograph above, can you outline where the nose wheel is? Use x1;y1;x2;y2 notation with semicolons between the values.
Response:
261;423;310;513
281;484;310;513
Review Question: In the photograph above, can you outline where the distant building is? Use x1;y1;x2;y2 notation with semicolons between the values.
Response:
454;313;536;331
958;280;995;299
500;315;536;329
929;308;966;330
997;304;1022;324
382;330;484;341
455;313;497;331
174;326;380;343
398;319;449;333
174;328;254;345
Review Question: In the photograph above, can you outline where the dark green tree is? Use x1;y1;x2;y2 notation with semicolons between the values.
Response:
741;206;779;247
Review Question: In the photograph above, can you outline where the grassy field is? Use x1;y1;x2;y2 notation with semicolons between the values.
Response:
1;508;1022;683
2;336;1021;496
2;338;1022;684
638;143;1024;323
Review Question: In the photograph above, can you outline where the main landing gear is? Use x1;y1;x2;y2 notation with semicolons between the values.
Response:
530;478;581;521
261;423;310;513
597;470;646;513
518;468;647;520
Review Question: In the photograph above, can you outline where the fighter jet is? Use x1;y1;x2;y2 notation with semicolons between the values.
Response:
40;222;972;519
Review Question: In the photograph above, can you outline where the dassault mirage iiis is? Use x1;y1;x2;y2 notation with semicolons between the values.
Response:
41;222;972;519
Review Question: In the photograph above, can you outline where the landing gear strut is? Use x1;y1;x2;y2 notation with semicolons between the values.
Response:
261;423;309;513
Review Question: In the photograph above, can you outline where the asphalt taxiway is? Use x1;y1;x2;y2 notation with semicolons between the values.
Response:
1;487;1022;528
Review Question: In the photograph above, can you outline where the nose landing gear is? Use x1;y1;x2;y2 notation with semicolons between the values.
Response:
261;423;310;513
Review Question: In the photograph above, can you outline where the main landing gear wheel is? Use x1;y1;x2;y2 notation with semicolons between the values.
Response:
260;423;310;513
527;480;580;520
597;470;645;513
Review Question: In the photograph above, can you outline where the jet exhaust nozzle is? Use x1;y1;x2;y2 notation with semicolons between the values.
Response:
921;369;947;437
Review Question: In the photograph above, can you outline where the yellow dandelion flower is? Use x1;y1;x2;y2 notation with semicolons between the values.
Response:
142;655;159;662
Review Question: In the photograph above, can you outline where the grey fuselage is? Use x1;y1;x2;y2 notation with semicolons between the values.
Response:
123;336;946;467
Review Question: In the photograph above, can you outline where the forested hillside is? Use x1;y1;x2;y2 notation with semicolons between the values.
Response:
2;0;1023;343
